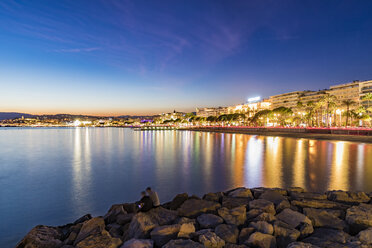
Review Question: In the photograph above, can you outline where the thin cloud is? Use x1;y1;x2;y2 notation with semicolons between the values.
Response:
53;47;100;53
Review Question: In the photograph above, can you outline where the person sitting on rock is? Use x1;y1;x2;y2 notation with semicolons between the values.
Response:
136;191;153;212
146;187;160;208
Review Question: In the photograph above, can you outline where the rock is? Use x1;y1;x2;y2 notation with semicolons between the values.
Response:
276;208;312;229
249;199;276;215
252;188;287;198
303;208;347;230
73;214;93;225
197;214;224;229
259;190;287;205
291;199;347;210
357;227;372;245
74;217;106;245
117;213;134;225
127;207;177;239
121;238;153;248
249;221;274;235
123;203;137;214
16;225;63;248
150;224;181;247
247;209;264;220
290;192;327;201
178;199;221;218
239;227;255;244
107;223;123;238
287;242;320;248
169;193;189;210
203;192;224;202
218;206;246;226
253;212;276;223
178;222;195;238
75;230;122;248
327;190;370;204
198;230;225;248
162;239;204;248
228;188;253;199
287;187;305;194
273;221;300;248
215;224;239;244
298;222;314;238
346;203;372;234
245;232;276;248
302;228;350;246
104;204;127;224
225;244;248;248
174;217;196;225
222;196;251;209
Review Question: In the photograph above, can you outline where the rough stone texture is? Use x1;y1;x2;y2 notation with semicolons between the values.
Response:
203;192;224;202
104;204;127;224
120;238;153;248
163;239;204;248
249;199;276;215
127;207;177;239
253;212;276;222
174;217;196;225
273;221;300;248
215;224;239;244
222;197;251;209
177;222;195;238
228;188;253;199
357;227;372;245
74;217;106;245
287;242;320;248
290;192;327;201
218;206;247;226
291;199;347;210
116;213;134;226
346;203;372;234
249;221;274;235
245;232;276;248
75;230;122;248
197;213;224;229
178;199;221;218
327;190;370;204
303;208;347;230
169;193;189;210
302;228;350;247
276;208;312;229
149;224;180;247
16;225;63;248
199;230;226;248
239;227;255;244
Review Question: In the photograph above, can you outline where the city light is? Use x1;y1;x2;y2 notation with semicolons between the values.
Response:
247;96;261;103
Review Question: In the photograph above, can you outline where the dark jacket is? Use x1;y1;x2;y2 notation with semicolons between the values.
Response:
138;196;153;212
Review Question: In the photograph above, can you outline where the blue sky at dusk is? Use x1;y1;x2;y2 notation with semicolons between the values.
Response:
1;0;372;115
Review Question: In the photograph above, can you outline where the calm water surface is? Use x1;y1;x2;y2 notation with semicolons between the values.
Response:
0;127;371;247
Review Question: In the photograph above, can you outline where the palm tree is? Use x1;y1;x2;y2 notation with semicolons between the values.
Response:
321;93;337;127
363;93;372;113
305;101;316;126
342;99;356;127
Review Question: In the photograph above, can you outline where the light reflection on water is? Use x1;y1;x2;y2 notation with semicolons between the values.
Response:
0;127;371;247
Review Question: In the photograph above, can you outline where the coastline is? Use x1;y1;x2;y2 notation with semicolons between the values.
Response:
17;187;372;248
179;127;372;143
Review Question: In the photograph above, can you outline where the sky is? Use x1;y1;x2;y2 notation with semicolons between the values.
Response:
1;0;372;116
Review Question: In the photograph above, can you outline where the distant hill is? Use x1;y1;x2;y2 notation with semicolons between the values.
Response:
0;112;35;120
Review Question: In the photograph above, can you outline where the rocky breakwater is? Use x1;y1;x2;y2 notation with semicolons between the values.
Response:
16;187;372;248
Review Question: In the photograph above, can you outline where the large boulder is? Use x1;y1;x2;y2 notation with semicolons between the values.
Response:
16;225;63;248
289;192;327;201
197;214;224;229
245;232;276;248
249;221;274;235
276;208;312;229
222;197;251;209
303;208;347;230
215;224;239;244
198;230;225;248
228;188;253;199
238;227;255;244
273;221;300;248
203;192;224;202
346;203;372;234
178;222;195;238
291;199;347;210
169;193;189;210
357;227;372;245
251;188;287;198
218;206;246;226
120;238;153;248
259;190;287;207
127;207;177;239
249;199;276;215
178;199;221;218
104;204;127;224
287;242;320;248
75;230;122;248
150;224;180;247
74;217;106;245
327;190;370;204
301;228;350;247
162;239;204;248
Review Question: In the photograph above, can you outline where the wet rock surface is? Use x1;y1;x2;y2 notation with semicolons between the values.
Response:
17;187;372;248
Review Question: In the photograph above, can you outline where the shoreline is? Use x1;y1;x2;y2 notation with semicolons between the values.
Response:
17;187;372;248
179;127;372;143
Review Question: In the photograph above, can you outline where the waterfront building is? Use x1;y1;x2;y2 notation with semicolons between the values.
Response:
328;81;360;103
196;107;228;117
269;91;305;109
359;80;372;108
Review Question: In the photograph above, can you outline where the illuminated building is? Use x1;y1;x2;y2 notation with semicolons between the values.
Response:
269;91;305;109
328;81;360;103
196;107;228;117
